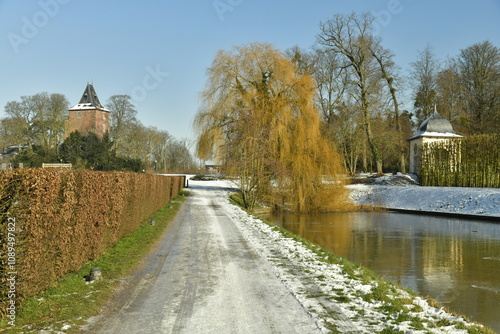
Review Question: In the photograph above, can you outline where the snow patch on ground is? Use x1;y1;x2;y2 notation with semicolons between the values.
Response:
348;176;500;218
201;179;486;333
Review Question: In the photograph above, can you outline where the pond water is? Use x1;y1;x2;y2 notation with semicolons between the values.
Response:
264;211;500;332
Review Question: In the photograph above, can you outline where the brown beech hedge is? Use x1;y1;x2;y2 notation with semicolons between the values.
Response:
0;169;185;317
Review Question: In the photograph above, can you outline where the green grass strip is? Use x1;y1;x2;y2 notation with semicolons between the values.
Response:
0;190;189;334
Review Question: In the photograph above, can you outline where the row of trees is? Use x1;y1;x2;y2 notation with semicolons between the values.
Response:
0;94;197;173
282;13;499;174
104;95;196;172
12;132;143;172
194;12;499;212
411;41;500;135
281;13;415;174
194;43;351;213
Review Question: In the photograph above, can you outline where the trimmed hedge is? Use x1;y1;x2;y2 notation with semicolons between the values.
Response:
420;134;500;187
0;169;184;317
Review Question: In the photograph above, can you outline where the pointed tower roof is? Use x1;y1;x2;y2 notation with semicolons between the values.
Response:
69;83;110;112
408;107;462;141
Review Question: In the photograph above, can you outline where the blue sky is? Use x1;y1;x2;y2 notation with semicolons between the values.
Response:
1;0;499;143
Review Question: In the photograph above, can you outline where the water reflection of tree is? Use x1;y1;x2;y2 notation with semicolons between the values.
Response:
270;211;500;331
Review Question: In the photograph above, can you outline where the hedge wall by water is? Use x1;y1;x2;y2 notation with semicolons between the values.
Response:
420;134;500;187
0;169;184;317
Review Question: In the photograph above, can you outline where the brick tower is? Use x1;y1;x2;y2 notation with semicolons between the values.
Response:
66;84;110;138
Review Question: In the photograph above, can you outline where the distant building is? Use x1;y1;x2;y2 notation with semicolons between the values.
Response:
408;108;463;174
205;164;222;174
66;84;110;138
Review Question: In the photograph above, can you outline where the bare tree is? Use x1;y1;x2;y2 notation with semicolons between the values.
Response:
150;129;172;172
312;48;349;125
47;93;69;149
305;47;364;174
3;93;68;151
0;117;26;148
4;98;38;149
106;95;138;155
410;45;440;123
436;59;464;124
329;103;365;175
285;45;316;75
317;12;384;174
369;38;407;172
457;40;500;134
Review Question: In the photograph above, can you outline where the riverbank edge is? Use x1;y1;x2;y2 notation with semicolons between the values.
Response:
377;207;500;222
227;194;495;334
347;181;500;221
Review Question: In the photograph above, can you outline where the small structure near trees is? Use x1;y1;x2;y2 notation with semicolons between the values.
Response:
407;108;463;175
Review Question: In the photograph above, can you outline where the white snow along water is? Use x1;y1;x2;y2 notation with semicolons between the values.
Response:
204;179;489;333
347;175;500;218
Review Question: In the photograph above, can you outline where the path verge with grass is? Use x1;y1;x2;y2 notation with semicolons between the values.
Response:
0;191;188;334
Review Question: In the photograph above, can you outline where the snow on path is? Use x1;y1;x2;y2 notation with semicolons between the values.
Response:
348;182;500;218
85;179;491;333
85;180;322;334
208;180;485;333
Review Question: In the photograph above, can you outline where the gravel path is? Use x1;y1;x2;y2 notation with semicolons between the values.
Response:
85;182;322;334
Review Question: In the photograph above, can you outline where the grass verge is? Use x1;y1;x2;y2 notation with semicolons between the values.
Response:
0;190;189;334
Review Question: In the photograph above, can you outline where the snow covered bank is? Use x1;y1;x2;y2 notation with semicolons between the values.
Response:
203;180;491;333
347;176;500;218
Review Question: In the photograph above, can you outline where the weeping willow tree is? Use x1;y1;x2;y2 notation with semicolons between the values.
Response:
194;43;351;213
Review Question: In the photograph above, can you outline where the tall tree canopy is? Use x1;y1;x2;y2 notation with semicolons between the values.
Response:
106;94;138;156
457;41;500;133
194;42;349;213
410;45;440;124
434;40;500;135
3;92;68;151
318;13;386;174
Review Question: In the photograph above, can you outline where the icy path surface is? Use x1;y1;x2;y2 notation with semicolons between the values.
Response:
86;180;482;333
85;181;322;334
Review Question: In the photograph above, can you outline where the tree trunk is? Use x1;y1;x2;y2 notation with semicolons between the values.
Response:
361;89;383;174
400;153;406;174
371;48;405;173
